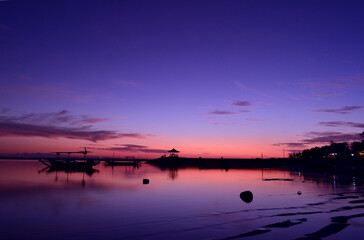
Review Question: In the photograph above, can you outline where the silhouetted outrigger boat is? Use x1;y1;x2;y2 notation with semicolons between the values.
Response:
39;148;99;172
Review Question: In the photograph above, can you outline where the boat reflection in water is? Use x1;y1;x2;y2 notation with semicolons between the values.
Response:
38;163;99;176
104;159;141;167
38;148;100;177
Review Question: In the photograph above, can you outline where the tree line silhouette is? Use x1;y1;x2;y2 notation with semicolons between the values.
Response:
290;132;364;160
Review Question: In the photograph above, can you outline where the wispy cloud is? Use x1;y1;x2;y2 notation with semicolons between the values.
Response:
212;122;246;127
0;82;99;103
297;80;349;89
81;118;111;124
211;117;264;127
0;108;10;114
114;80;141;88
274;131;363;149
313;90;334;97
208;110;238;116
272;142;307;148
234;81;268;97
0;110;152;142
246;118;265;122
0;122;146;142
326;80;350;87
318;121;364;128
91;144;166;154
231;101;252;107
315;106;363;114
206;110;250;116
201;99;252;117
276;74;364;99
0;110;111;126
302;131;362;144
337;73;364;83
278;79;349;100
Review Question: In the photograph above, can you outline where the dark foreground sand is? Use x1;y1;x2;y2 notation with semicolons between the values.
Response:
214;190;364;240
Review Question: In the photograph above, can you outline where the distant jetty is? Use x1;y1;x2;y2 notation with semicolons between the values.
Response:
147;156;364;174
147;156;303;168
148;148;304;169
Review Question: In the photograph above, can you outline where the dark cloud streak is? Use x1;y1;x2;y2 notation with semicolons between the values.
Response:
302;131;362;144
82;118;111;124
231;101;252;107
315;106;363;114
0;110;151;142
274;131;363;150
318;121;364;128
206;110;250;116
208;110;238;115
91;144;166;154
0;122;146;142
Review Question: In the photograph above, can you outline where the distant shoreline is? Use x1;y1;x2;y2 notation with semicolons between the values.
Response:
2;156;364;172
147;156;364;171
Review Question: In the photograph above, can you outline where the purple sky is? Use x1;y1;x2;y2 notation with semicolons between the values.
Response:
0;0;363;158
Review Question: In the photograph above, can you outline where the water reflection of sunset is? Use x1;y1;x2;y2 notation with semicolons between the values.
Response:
1;160;364;239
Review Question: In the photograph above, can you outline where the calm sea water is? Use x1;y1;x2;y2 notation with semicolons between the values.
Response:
1;160;364;240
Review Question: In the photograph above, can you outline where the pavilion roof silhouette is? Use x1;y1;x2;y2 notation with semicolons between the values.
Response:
168;148;179;153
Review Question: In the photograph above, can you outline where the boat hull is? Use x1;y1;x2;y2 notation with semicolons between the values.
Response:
40;158;99;169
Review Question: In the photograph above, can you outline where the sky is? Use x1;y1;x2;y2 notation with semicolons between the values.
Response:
0;0;364;158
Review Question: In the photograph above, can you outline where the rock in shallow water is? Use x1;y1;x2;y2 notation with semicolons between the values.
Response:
143;179;149;184
240;191;253;203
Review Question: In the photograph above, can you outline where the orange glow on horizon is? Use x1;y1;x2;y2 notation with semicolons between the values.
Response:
0;135;307;159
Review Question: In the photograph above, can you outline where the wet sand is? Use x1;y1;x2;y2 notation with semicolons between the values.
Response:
214;190;364;240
